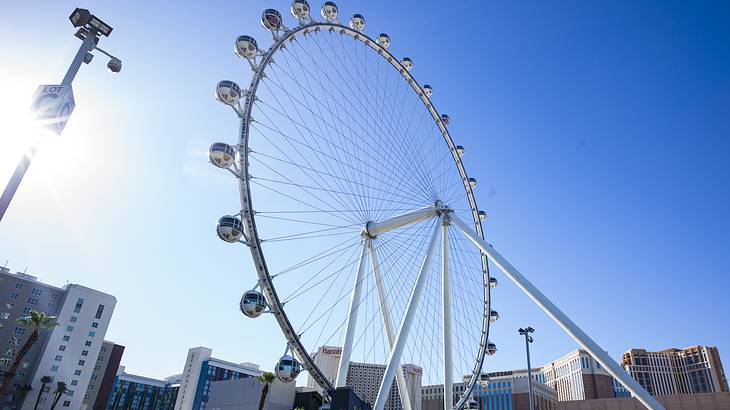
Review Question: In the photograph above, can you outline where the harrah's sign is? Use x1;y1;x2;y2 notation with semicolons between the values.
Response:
322;346;342;355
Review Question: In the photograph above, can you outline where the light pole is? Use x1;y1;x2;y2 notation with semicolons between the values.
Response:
519;327;535;410
0;8;122;222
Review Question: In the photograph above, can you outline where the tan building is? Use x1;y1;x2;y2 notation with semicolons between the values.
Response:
620;346;728;396
556;392;730;410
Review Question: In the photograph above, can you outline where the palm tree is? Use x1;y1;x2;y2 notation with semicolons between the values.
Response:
17;383;33;403
49;381;67;409
257;371;277;410
34;376;53;410
0;310;58;398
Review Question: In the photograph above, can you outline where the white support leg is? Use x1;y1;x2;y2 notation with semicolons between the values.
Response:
374;215;444;410
335;236;370;387
449;214;665;410
370;241;413;410
441;221;454;410
366;204;439;237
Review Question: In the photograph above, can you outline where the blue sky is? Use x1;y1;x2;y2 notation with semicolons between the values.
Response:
0;0;728;382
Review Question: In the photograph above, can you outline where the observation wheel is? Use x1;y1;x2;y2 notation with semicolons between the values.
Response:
210;3;500;410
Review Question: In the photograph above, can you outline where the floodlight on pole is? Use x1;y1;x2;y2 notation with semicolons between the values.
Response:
519;327;535;410
0;8;122;222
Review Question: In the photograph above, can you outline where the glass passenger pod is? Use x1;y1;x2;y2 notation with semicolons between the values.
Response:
486;342;497;356
489;310;499;323
423;84;433;97
466;398;479;410
478;211;487;221
455;145;464;156
401;57;413;72
240;290;267;318
321;2;338;21
217;215;244;243
216;80;241;106
489;277;498;289
276;355;302;382
349;14;365;31
291;0;311;19
468;178;477;188
261;9;283;31
235;35;258;60
377;33;391;49
441;113;450;126
209;142;236;169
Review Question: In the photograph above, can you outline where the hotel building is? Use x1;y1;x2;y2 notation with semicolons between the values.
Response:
620;346;728;396
104;368;179;409
0;266;116;410
81;340;125;409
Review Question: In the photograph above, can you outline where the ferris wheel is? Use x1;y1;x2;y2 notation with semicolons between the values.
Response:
208;3;665;410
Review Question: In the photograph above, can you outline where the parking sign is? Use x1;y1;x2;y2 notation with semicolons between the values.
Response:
31;84;76;135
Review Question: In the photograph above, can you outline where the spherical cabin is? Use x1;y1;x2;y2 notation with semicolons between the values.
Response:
423;84;433;97
401;57;413;72
377;33;391;49
478;211;487;221
209;142;236;169
291;0;311;19
216;80;241;106
276;355;301;383
235;35;258;60
321;2;338;21
349;14;365;31
261;8;283;31
441;114;450;126
486;342;497;356
489;277;499;289
466;398;479;410
217;216;244;243
489;310;499;323
455;145;465;156
240;290;267;318
468;178;477;188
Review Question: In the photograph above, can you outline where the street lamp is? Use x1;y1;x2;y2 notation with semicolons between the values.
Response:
519;327;535;410
0;8;122;222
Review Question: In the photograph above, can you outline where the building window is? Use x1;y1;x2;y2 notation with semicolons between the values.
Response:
70;380;78;386
52;293;58;299
13;327;26;335
62;336;70;342
74;370;81;376
100;346;107;352
62;400;70;407
81;350;88;356
14;284;22;290
91;322;98;328
84;341;92;347
70;316;77;323
66;326;74;332
8;337;20;346
10;293;18;300
78;360;85;366
0;312;9;320
47;303;56;310
88;331;95;337
59;346;66;351
4;348;16;356
31;288;42;296
94;305;105;319
27;297;39;306
54;355;62;362
22;307;32;315
51;365;59;372
74;298;84;313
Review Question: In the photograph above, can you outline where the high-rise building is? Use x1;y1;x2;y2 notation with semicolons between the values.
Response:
539;349;614;401
620;346;729;396
0;266;116;410
105;368;179;409
305;345;422;410
422;374;556;410
81;340;125;410
174;347;262;410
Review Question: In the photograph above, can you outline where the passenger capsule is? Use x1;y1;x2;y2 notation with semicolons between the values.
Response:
349;14;365;31
216;80;242;106
235;35;258;60
240;290;267;318
217;215;244;243
276;355;301;382
291;0;311;19
455;145;465;156
377;33;391;49
209;142;236;169
401;57;413;72
489;277;498;288
468;178;477;188
486;342;497;356
441;114;450;126
261;8;284;31
489;310;500;323
423;84;433;97
478;211;487;221
321;2;338;21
